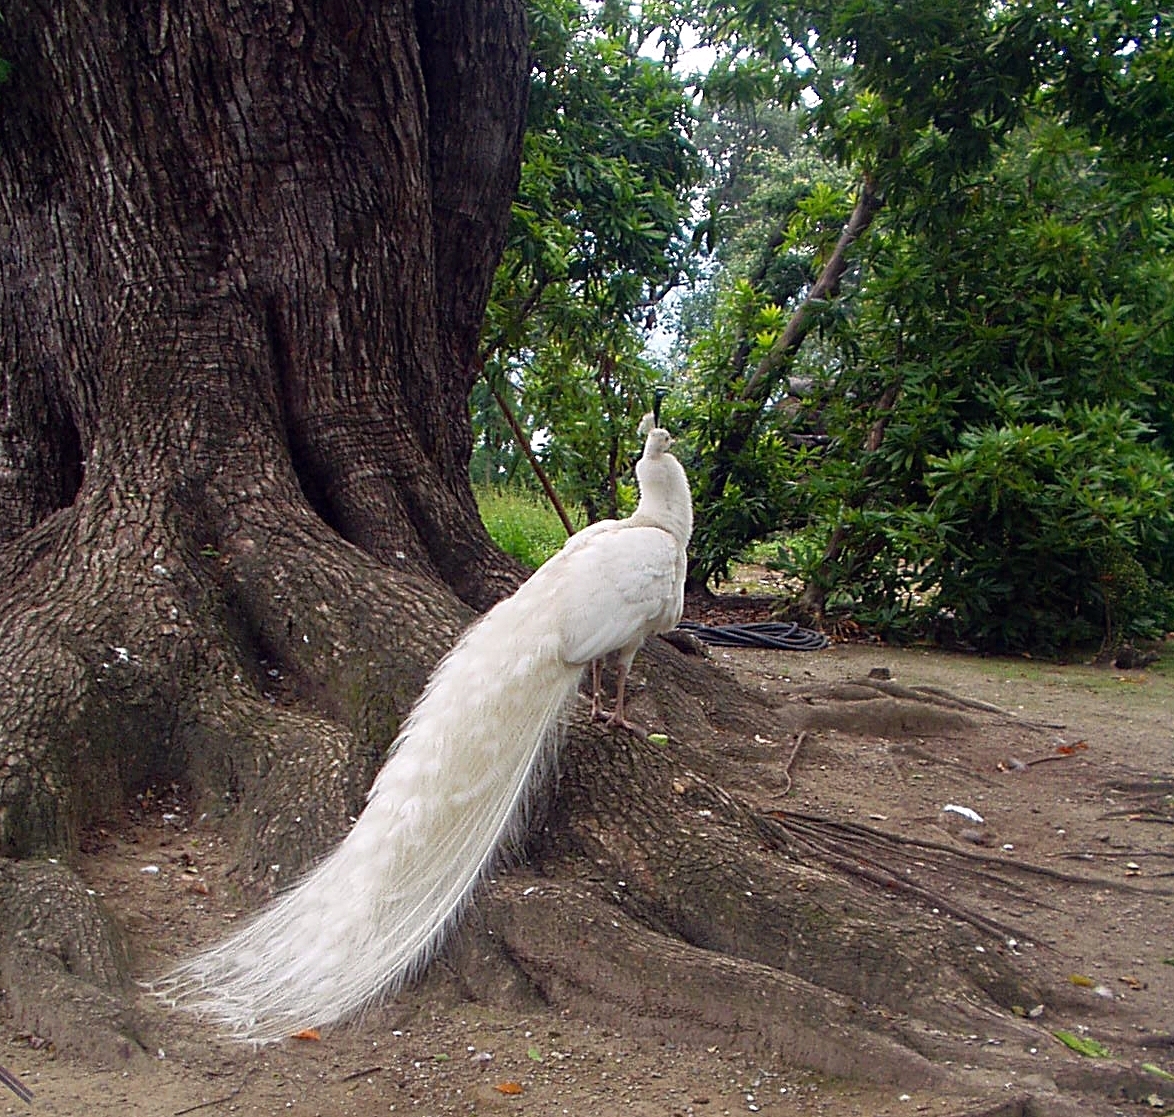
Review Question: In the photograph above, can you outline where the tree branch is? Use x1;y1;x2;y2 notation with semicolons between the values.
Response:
690;177;885;585
485;376;576;539
742;176;883;404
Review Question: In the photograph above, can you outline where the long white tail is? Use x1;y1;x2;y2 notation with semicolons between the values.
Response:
158;597;582;1042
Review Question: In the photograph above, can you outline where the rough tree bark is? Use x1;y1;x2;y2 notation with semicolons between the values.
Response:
0;0;528;864
1;2;1049;1089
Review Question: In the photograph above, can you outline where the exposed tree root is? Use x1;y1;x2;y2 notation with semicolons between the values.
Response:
537;716;1045;1028
790;676;1066;731
0;483;475;877
3;541;1161;1104
473;874;949;1090
0;858;149;1069
769;810;1174;896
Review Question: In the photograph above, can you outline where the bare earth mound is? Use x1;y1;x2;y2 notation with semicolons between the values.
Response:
2;630;1172;1117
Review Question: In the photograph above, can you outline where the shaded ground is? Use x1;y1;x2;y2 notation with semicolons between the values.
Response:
3;595;1173;1116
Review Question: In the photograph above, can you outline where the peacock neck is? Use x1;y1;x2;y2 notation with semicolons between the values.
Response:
630;457;693;546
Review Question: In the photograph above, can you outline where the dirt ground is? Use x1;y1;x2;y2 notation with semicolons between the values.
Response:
3;607;1173;1117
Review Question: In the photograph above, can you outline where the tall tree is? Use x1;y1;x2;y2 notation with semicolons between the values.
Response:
482;0;702;520
681;0;1174;629
1;0;529;859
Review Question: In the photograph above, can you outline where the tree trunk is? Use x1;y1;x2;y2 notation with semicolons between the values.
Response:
487;377;576;536
0;4;1052;1087
689;178;884;588
0;0;528;864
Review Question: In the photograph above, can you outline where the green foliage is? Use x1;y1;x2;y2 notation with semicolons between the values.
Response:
0;9;10;86
496;0;702;318
478;0;702;519
1040;2;1174;168
469;378;529;488
474;0;1174;656
871;441;1168;658
864;407;1174;652
687;426;817;584
672;0;1174;652
802;118;1174;651
475;487;576;570
671;108;849;584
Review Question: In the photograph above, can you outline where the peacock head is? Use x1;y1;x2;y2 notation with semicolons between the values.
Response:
637;412;673;459
631;411;692;539
643;428;673;459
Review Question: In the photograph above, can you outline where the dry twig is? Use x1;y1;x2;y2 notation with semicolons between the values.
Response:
0;1063;33;1105
773;731;807;798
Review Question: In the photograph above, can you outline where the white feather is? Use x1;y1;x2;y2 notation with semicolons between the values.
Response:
156;423;692;1042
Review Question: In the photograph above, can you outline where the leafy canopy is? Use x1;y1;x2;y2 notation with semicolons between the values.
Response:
476;0;1174;652
479;0;702;519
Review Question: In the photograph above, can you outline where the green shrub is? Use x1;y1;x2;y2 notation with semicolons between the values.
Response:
872;405;1174;653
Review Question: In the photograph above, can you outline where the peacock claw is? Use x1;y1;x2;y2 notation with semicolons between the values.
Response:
600;711;645;737
613;720;648;739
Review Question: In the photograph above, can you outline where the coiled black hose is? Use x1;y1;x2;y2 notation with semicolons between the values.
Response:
675;621;829;652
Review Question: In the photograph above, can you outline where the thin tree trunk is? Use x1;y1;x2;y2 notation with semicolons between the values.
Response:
690;177;884;586
743;178;881;403
488;379;577;538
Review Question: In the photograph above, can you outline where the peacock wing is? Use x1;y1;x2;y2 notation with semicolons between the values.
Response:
547;526;682;667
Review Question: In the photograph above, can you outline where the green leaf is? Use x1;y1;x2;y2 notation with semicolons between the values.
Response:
1053;1031;1111;1058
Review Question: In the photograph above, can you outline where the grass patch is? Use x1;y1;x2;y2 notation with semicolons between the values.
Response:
476;486;574;570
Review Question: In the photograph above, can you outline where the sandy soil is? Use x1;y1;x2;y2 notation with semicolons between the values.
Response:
3;625;1172;1117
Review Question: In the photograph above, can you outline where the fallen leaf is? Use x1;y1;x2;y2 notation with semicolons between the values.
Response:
494;1081;525;1095
292;1028;321;1041
1068;974;1095;987
1144;1064;1174;1081
1053;1030;1111;1058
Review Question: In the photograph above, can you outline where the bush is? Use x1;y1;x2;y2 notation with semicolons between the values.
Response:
874;406;1174;653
